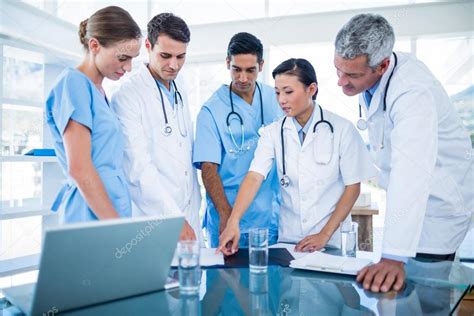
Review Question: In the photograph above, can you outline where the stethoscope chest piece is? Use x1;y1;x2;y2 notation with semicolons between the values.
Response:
356;118;367;131
257;126;265;136
162;124;172;136
280;175;290;188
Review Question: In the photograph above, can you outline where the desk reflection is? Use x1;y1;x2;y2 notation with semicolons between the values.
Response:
19;258;468;316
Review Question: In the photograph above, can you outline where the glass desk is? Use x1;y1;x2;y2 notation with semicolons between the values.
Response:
1;256;472;315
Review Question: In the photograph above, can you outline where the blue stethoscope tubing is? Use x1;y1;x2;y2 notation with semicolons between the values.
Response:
226;82;265;152
279;104;334;188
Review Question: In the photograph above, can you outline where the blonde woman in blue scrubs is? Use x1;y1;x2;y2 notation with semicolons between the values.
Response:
45;6;141;223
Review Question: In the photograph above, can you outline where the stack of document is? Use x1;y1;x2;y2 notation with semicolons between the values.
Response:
290;251;372;275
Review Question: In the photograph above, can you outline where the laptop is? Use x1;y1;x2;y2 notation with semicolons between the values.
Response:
3;215;184;315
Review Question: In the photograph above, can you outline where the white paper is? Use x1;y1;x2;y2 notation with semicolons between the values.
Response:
171;248;224;267
290;251;372;275
164;276;179;290
270;242;325;260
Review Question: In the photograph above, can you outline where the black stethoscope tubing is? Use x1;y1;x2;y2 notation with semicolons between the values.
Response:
154;80;186;137
226;82;264;132
280;104;334;187
358;52;398;130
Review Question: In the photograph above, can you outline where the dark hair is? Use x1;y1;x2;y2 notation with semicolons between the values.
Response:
272;58;318;100
79;6;141;50
227;32;263;63
147;13;190;47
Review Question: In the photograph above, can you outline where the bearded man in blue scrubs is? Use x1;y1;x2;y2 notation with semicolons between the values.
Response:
193;32;282;247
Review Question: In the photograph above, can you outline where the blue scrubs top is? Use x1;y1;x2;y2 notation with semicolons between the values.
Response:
156;79;175;109
45;68;131;223
193;82;283;240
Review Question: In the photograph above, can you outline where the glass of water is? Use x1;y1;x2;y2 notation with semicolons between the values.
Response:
340;221;358;257
249;228;268;273
177;240;200;295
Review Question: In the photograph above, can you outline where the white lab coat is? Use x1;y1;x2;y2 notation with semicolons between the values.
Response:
249;107;376;246
360;52;473;257
111;63;202;242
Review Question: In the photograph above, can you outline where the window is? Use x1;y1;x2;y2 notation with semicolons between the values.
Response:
179;60;229;119
57;0;150;29
0;45;47;266
3;46;44;102
1;46;45;210
20;0;44;11
417;36;474;144
151;0;266;26
268;0;417;17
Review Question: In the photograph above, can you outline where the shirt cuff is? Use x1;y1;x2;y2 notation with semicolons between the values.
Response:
382;253;409;263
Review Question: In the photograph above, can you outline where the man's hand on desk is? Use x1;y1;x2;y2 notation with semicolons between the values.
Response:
356;258;405;293
294;232;330;252
216;219;240;256
179;220;196;241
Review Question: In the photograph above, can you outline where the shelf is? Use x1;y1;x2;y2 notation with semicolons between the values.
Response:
0;207;55;220
1;97;43;108
0;254;40;278
0;155;57;163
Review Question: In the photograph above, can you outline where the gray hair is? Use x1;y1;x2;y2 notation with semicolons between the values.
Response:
335;14;395;69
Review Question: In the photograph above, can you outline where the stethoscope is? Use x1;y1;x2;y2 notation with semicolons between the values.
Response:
279;104;334;188
357;52;398;150
226;82;265;153
154;80;188;137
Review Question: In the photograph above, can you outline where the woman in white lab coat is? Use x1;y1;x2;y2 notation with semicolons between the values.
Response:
218;58;376;255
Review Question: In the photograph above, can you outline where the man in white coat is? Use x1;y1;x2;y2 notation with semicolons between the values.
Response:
334;14;472;292
111;13;201;242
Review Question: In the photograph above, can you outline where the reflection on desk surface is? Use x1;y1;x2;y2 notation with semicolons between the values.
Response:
0;260;474;315
1;259;472;315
